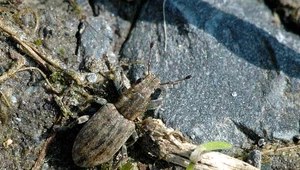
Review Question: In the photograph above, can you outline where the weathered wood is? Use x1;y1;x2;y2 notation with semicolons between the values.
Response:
141;118;259;170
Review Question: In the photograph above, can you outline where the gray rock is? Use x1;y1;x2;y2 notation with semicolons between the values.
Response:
272;130;299;141
121;0;300;147
79;16;114;60
247;150;262;169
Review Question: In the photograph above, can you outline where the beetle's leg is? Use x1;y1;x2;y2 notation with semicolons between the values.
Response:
113;145;129;169
126;130;139;147
147;86;167;110
110;130;138;169
112;66;131;95
103;54;131;95
53;115;91;132
91;96;107;105
69;115;91;129
72;87;107;106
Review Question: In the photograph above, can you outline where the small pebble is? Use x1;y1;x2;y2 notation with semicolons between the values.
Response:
247;150;261;169
3;139;13;148
86;73;97;83
42;162;49;170
11;96;17;104
231;91;237;97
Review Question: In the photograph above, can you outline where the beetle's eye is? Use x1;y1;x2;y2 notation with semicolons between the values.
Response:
135;78;143;84
151;88;162;100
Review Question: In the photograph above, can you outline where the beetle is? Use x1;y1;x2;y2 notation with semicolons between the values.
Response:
72;74;161;167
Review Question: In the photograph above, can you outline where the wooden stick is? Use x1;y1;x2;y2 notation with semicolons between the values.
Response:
140;118;259;170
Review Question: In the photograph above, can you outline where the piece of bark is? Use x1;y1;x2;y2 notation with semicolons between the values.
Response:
140;118;259;170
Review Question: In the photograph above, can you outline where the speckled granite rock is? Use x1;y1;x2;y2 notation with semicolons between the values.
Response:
121;0;300;149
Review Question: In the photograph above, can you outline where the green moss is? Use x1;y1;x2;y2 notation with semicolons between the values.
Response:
69;1;82;15
34;39;42;46
100;163;112;169
74;5;82;15
119;162;134;170
49;71;68;92
59;49;65;55
50;71;64;83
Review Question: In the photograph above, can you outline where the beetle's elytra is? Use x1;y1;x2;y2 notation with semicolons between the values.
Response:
72;103;135;167
72;74;161;167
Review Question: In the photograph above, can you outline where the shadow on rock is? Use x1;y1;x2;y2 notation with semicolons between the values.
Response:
88;0;300;78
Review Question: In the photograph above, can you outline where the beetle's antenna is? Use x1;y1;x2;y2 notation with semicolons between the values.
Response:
160;75;192;85
82;20;103;44
76;15;109;55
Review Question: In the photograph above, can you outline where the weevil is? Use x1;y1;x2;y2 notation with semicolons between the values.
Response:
72;73;161;167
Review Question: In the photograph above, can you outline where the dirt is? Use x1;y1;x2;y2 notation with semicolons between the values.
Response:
0;0;169;169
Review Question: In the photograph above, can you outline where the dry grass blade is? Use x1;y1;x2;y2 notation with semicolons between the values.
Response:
0;49;25;83
31;133;56;170
0;20;62;71
17;67;60;94
14;8;39;33
0;91;11;108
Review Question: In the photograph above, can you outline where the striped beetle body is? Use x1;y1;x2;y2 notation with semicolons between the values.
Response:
72;74;160;167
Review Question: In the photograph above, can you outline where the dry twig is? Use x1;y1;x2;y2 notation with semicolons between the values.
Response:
31;133;56;170
141;118;259;170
